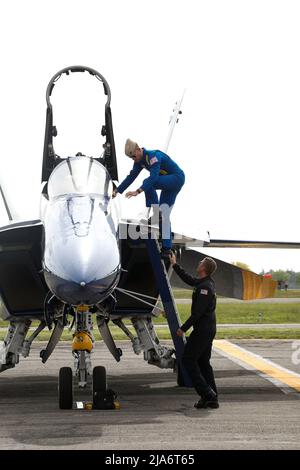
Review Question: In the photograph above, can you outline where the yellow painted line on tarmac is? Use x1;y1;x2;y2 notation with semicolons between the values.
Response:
213;340;300;392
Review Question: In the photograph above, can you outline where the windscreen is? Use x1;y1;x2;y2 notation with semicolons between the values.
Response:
47;157;112;199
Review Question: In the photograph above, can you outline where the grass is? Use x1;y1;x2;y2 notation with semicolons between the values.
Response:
1;326;300;342
1;298;300;342
159;303;300;325
1;291;298;329
275;289;300;298
173;288;300;299
1;303;299;329
172;288;192;299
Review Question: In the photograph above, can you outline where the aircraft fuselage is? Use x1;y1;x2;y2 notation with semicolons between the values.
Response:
42;156;121;306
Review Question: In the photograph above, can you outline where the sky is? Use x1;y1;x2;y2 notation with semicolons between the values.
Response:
0;0;300;274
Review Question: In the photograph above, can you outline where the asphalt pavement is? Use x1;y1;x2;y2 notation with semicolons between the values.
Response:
0;340;299;450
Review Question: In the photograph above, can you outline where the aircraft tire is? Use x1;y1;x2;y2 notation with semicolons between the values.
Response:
58;367;73;409
93;366;106;393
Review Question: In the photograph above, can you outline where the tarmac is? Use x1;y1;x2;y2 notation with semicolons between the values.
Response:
0;340;300;450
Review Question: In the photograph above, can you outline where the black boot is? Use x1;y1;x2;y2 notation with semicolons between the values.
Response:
194;390;219;409
160;248;173;260
194;398;207;409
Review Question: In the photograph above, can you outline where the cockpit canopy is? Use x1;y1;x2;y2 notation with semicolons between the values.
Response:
47;156;113;199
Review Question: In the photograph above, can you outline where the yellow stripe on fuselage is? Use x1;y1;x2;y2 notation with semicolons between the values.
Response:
214;340;300;392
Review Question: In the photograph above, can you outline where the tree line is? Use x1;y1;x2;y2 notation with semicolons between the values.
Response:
260;269;300;287
232;262;300;288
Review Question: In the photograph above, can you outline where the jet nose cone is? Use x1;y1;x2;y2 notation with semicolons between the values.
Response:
44;267;120;305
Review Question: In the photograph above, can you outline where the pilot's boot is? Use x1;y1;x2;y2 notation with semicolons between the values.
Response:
160;248;174;259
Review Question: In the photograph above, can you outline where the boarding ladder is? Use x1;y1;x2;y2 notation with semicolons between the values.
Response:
144;236;193;387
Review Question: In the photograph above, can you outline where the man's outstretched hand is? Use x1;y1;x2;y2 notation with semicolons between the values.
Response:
125;190;139;198
176;328;184;337
169;252;177;265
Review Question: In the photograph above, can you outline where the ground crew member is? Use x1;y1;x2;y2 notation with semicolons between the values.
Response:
170;253;219;409
112;139;185;258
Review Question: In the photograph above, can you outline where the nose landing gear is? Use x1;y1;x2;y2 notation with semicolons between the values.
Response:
58;308;118;410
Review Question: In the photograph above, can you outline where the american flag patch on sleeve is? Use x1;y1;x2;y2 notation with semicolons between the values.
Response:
200;289;208;295
149;156;158;165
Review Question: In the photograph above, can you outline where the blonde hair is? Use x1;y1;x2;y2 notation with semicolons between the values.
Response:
125;138;138;157
202;257;217;276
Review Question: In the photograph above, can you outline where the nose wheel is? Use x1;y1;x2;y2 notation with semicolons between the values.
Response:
92;366;118;409
93;365;106;408
58;367;73;409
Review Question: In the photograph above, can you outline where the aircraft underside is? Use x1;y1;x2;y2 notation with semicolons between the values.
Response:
0;288;176;409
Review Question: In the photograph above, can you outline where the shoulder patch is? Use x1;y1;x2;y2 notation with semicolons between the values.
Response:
200;289;208;295
149;156;158;165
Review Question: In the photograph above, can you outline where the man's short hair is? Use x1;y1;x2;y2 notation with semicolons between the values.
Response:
202;257;217;276
125;138;138;157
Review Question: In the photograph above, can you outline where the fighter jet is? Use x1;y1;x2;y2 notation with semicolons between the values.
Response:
0;66;298;409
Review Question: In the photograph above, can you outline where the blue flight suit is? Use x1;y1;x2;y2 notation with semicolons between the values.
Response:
117;148;185;249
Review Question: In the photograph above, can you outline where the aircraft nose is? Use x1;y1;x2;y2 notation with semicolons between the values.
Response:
44;267;120;305
43;192;120;305
62;257;103;285
43;231;121;305
43;233;121;304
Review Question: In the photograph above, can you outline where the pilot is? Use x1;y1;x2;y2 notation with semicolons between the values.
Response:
170;252;219;409
112;139;185;258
